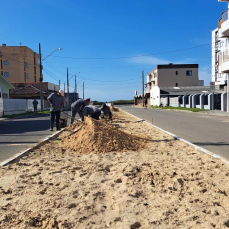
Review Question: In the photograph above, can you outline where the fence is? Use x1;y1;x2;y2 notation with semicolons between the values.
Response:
3;99;49;115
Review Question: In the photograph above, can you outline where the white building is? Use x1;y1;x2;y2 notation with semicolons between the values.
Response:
145;64;199;106
212;0;229;88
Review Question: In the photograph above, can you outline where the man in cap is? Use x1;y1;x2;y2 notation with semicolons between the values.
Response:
71;98;90;123
47;89;65;131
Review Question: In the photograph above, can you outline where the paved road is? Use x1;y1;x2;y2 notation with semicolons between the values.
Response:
0;114;53;164
118;105;229;160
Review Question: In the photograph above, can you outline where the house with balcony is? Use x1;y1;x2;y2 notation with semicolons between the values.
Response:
143;63;200;106
212;0;229;88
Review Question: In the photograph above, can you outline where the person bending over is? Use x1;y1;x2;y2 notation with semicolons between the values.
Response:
71;98;90;123
83;105;101;120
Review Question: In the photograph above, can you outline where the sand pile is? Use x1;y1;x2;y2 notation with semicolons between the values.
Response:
62;116;146;154
110;106;118;111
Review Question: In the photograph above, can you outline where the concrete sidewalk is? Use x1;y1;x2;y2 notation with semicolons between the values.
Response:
0;118;8;121
198;110;229;116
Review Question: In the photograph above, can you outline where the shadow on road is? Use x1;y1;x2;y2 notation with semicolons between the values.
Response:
0;114;50;135
0;141;38;144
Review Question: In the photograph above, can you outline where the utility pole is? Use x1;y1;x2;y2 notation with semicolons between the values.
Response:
64;83;65;93
67;68;69;108
39;43;43;112
83;81;84;99
59;80;60;90
142;70;144;107
75;75;76;101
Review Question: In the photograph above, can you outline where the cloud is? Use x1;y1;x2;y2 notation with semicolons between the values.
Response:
128;55;199;66
128;56;170;65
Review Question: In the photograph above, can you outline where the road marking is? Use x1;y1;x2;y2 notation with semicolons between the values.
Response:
6;144;27;146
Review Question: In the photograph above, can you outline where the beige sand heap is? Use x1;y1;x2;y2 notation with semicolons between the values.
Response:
62;116;147;154
110;105;118;111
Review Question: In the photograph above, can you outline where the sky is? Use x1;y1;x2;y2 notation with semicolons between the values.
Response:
0;0;227;101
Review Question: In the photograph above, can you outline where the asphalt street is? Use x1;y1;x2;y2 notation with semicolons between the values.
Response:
118;105;229;161
0;114;52;164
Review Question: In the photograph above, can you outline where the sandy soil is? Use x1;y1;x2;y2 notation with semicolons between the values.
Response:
1;109;229;229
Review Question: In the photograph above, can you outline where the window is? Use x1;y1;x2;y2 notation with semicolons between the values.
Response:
186;70;192;76
176;71;178;75
26;73;29;79
4;60;8;65
24;62;28;69
175;83;178;87
4;72;9;77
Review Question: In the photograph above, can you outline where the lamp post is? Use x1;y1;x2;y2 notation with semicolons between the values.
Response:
39;44;62;112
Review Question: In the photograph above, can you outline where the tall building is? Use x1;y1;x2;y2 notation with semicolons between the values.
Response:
212;0;229;88
144;64;201;106
0;44;41;83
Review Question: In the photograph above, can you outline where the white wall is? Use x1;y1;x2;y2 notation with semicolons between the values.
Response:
150;86;160;106
170;97;179;107
212;28;228;85
48;82;60;92
3;99;45;115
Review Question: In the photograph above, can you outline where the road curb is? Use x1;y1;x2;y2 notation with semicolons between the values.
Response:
120;108;229;165
0;129;64;166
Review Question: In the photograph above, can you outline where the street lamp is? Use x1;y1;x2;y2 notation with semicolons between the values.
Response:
39;44;62;112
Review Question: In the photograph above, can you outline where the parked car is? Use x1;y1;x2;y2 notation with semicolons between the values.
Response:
0;87;3;117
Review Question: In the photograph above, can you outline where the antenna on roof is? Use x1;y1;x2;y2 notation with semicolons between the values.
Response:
19;42;22;46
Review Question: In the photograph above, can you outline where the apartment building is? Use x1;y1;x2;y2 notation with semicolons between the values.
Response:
145;64;200;106
0;44;41;83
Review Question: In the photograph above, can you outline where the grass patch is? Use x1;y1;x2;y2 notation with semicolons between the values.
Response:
3;110;50;119
148;106;208;112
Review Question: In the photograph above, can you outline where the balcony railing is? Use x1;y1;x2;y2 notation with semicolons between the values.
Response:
222;49;229;62
218;8;229;29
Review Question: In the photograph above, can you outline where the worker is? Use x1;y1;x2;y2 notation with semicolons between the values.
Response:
71;98;90;123
145;97;148;108
47;89;64;131
100;103;112;119
82;105;101;120
33;98;39;113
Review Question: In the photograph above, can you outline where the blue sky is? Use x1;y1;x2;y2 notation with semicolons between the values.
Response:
0;0;227;101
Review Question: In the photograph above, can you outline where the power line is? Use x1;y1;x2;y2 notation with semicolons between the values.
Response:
76;75;141;82
51;43;211;60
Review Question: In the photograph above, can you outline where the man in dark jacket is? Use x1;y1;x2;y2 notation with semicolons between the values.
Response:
47;90;64;131
71;98;90;123
100;103;112;119
33;99;38;113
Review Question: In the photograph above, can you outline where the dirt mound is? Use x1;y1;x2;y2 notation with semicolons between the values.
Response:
110;106;118;111
62;116;146;154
